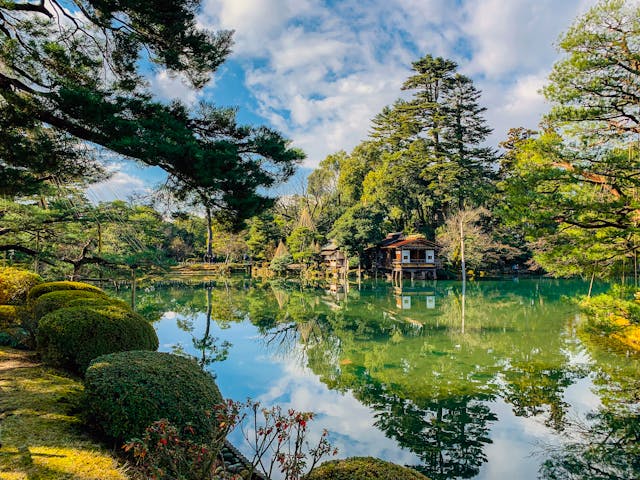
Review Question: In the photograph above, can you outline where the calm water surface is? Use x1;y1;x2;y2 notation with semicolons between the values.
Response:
119;278;640;480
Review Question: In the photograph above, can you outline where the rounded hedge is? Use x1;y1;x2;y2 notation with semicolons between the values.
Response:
36;305;159;373
307;457;430;480
0;267;42;305
83;350;223;443
32;290;116;322
27;281;104;304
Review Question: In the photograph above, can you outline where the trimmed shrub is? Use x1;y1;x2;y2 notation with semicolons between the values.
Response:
27;281;104;304
307;457;430;480
0;305;20;328
37;305;158;373
32;290;115;322
83;350;223;443
0;267;42;305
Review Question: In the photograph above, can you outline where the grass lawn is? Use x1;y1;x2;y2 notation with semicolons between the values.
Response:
0;347;130;480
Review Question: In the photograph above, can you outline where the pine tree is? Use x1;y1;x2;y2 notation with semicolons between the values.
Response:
363;54;495;232
440;74;495;208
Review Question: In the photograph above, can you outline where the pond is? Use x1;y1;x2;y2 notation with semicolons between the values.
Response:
116;278;640;480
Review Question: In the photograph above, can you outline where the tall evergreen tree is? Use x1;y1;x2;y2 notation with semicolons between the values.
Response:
362;54;495;233
441;74;495;208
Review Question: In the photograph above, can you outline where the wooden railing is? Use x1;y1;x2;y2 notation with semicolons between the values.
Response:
391;261;436;268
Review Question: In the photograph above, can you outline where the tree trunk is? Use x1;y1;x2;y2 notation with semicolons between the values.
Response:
205;205;213;263
588;267;596;298
131;268;137;311
460;217;466;283
460;216;466;334
202;286;213;367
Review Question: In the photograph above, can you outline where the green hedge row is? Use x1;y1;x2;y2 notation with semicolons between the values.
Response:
27;281;104;304
32;290;117;323
37;304;159;374
307;457;430;480
84;350;223;443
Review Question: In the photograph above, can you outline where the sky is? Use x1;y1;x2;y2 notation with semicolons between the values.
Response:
88;0;599;202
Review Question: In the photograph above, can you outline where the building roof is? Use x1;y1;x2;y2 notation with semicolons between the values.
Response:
381;235;439;249
320;240;339;253
378;232;404;247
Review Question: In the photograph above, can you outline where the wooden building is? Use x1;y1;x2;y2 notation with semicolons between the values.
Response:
320;241;348;277
367;233;440;280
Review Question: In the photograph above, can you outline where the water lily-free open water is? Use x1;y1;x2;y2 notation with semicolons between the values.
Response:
122;278;639;480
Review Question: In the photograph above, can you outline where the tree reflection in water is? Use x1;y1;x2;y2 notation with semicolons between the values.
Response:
120;278;640;479
540;337;640;480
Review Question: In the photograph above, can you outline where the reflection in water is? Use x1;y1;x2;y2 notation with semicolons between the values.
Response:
539;336;640;480
119;278;639;480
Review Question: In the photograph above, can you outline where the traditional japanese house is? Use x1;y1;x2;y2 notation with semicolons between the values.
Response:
320;240;348;277
367;233;440;280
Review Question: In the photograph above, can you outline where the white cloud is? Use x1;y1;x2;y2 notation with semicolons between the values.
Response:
86;171;149;203
478;71;549;147
197;0;601;167
255;351;421;464
149;70;202;105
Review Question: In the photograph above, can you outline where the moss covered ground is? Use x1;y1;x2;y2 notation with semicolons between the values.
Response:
0;346;130;480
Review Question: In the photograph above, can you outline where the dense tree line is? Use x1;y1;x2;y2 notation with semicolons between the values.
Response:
3;0;639;282
253;0;640;281
253;54;525;275
0;183;253;278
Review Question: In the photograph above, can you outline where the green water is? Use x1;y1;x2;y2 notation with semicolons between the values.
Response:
120;278;640;480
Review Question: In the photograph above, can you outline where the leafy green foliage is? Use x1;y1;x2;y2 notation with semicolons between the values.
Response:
36;305;158;373
0;267;42;305
270;254;294;275
0;0;233;193
27;281;104;304
499;0;640;279
580;289;640;327
0;0;302;219
83;350;223;443
362;54;495;233
287;226;321;264
330;204;386;258
307;457;429;480
545;0;640;140
499;126;640;278
246;212;282;261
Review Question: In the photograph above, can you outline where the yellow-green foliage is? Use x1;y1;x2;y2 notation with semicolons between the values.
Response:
83;351;222;443
0;347;129;480
580;290;640;352
0;305;20;328
0;267;42;305
32;290;113;323
27;282;104;304
307;457;430;480
37;305;159;374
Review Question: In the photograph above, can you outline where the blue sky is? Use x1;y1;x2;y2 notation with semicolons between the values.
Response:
89;0;598;202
